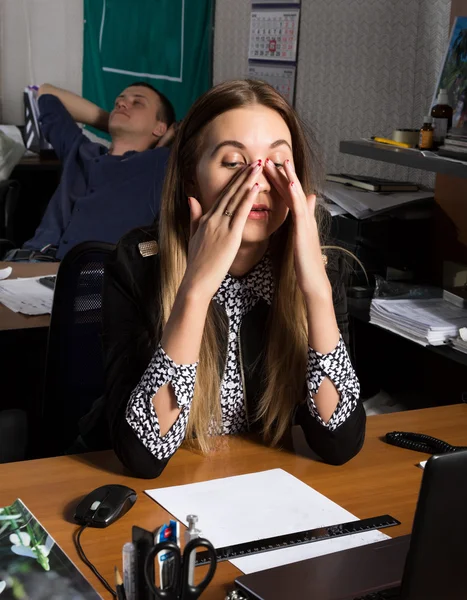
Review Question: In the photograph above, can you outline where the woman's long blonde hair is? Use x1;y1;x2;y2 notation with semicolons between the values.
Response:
159;79;328;452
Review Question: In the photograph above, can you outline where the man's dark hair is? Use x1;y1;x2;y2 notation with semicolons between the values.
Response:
129;81;176;126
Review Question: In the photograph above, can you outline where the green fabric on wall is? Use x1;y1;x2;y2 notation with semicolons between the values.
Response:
83;0;213;124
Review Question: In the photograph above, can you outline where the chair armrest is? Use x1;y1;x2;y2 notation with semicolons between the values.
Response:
0;239;16;259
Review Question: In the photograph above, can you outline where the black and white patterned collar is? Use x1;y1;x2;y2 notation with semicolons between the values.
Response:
214;253;274;312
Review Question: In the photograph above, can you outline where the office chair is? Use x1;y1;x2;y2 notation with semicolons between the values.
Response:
0;179;20;257
41;241;115;457
0;409;28;463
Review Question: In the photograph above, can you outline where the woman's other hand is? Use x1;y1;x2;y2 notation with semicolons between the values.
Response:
181;160;263;301
264;158;331;303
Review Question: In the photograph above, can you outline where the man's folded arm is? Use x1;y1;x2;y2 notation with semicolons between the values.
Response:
38;84;110;132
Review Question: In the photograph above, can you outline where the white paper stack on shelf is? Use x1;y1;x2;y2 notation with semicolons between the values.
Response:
370;298;467;346
449;326;467;354
451;337;467;353
324;182;434;219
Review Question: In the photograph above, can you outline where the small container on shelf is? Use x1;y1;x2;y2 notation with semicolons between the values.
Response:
419;116;434;150
431;89;453;148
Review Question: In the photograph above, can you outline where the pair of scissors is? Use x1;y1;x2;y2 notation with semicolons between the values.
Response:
144;537;217;599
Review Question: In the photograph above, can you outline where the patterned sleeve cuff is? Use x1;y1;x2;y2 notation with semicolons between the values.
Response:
134;344;198;408
125;344;198;460
306;335;360;431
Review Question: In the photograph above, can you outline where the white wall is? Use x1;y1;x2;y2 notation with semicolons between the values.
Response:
0;0;452;178
0;0;83;124
295;0;451;183
213;0;250;83
213;0;451;183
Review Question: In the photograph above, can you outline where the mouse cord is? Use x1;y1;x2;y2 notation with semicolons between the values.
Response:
74;525;117;597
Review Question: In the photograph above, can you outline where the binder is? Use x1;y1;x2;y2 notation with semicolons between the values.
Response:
23;86;53;153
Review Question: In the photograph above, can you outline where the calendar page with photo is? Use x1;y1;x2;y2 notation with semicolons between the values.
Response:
0;499;101;599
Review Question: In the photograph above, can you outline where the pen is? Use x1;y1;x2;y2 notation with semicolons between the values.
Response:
115;566;127;600
371;136;412;149
154;520;180;589
185;514;201;586
122;542;136;600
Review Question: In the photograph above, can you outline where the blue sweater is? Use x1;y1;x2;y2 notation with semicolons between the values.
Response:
24;94;169;259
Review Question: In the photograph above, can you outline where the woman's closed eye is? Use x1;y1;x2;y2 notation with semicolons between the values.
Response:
221;161;284;169
268;155;288;169
221;161;246;169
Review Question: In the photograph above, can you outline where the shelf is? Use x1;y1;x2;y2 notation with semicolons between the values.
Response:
348;298;467;368
340;140;467;179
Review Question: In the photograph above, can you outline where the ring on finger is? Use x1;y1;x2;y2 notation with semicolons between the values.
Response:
223;210;234;217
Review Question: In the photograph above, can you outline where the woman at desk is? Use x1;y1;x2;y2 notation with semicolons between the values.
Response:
100;80;365;477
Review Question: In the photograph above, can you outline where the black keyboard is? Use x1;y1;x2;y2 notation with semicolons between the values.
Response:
38;275;56;291
354;588;401;600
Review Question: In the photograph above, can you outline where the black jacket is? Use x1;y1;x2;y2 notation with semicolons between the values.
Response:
85;226;366;478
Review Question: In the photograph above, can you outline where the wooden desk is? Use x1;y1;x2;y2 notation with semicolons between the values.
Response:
1;405;466;599
0;261;58;331
16;155;61;172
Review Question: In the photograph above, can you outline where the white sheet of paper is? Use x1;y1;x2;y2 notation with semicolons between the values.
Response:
0;267;12;280
0;276;54;315
146;468;389;574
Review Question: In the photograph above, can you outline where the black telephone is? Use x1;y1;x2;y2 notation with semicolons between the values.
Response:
385;431;467;455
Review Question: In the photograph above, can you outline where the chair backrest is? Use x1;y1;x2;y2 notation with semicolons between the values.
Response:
42;241;115;456
0;409;28;463
0;179;20;242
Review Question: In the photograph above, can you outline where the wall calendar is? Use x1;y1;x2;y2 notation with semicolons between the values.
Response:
248;9;300;63
247;63;296;105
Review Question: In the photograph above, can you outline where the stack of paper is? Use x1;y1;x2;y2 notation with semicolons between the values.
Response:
450;337;467;354
0;276;54;315
370;298;467;346
449;326;467;354
324;182;434;220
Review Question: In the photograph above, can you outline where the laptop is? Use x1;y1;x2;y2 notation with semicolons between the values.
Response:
235;450;467;599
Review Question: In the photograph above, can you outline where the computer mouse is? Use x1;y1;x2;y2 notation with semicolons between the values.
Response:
74;484;137;528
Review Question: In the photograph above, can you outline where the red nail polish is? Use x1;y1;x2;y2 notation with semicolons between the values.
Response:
254;182;260;188
285;159;290;164
290;181;295;187
257;159;262;165
265;158;270;164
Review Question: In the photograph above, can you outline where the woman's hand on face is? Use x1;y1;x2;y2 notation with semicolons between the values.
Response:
264;158;332;302
181;160;263;302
